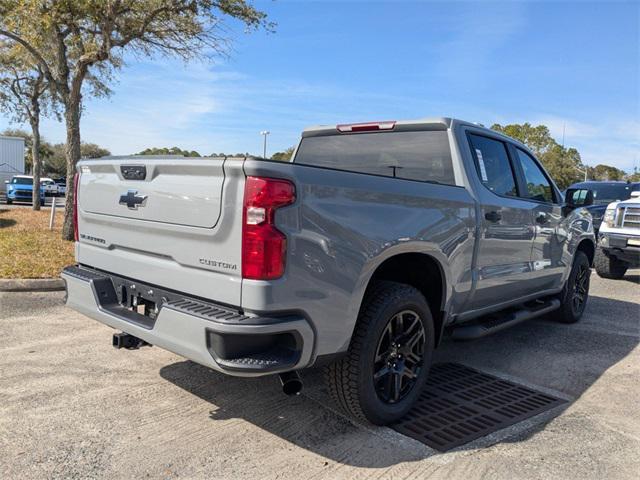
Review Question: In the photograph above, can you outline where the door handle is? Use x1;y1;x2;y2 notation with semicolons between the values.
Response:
536;212;548;224
485;211;502;223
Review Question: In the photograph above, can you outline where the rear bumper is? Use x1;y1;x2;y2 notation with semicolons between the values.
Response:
61;265;315;377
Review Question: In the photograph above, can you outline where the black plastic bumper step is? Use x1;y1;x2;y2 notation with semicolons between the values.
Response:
215;346;299;372
392;363;566;452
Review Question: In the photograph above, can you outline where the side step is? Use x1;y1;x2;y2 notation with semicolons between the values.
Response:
450;298;561;341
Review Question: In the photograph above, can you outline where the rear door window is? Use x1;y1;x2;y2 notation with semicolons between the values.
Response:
467;134;518;197
293;130;455;184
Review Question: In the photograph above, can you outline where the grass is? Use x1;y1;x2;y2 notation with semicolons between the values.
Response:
0;208;75;279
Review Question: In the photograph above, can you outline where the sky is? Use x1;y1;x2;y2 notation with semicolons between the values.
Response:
1;0;639;171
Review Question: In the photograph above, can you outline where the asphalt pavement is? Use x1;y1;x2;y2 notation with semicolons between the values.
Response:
0;271;638;479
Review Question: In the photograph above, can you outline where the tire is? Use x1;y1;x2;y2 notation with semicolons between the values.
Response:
554;251;591;324
594;248;628;279
6;199;12;204
324;281;434;425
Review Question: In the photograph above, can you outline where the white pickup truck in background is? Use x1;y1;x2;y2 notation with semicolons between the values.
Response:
595;191;640;278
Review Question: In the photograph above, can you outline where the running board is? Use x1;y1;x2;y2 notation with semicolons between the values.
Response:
450;299;561;341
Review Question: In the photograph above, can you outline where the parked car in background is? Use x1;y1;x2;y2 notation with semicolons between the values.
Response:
40;178;59;197
62;118;596;425
566;181;640;234
4;175;45;204
53;177;67;196
594;191;640;278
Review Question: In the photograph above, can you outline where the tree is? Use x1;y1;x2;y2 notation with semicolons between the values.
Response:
589;164;625;181
0;0;270;239
540;145;584;190
626;167;640;183
46;142;111;175
81;143;110;159
271;146;295;161
137;146;200;157
491;123;556;158
45;142;66;175
0;43;56;209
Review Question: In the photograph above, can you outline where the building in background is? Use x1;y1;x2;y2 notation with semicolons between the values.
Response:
0;135;25;185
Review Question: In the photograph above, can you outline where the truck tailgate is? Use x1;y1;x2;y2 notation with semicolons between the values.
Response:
75;157;245;305
81;160;223;227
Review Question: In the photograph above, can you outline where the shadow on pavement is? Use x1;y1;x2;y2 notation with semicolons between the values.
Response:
160;361;429;468
620;273;640;285
160;294;638;467
0;209;17;228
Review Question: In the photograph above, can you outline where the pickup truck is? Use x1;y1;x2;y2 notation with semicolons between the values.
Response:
62;118;596;425
566;180;640;234
594;191;640;278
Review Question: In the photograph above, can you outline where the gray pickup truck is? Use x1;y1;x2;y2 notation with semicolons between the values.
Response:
62;118;595;425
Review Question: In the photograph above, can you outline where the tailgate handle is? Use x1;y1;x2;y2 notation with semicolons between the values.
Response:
121;165;147;180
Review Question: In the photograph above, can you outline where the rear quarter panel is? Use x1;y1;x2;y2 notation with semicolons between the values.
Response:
241;160;476;357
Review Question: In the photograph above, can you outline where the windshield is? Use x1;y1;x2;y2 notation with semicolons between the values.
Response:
590;184;638;204
11;177;33;185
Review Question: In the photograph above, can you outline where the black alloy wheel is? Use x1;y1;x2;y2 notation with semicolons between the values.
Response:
373;309;426;404
572;262;589;316
554;250;590;324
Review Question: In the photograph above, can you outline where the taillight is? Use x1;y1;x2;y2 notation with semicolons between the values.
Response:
73;172;80;241
242;176;295;280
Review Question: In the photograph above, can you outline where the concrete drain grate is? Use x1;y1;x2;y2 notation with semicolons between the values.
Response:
391;363;566;452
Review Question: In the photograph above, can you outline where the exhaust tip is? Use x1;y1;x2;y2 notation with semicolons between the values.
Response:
279;371;303;396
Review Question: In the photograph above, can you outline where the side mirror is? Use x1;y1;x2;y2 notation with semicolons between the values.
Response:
563;188;594;215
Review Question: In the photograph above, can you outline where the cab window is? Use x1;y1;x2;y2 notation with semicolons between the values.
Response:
515;149;555;203
467;134;518;197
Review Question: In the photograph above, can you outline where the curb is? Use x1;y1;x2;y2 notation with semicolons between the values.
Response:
0;278;65;292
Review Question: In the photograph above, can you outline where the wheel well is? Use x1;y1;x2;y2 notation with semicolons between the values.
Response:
365;253;445;346
577;239;595;266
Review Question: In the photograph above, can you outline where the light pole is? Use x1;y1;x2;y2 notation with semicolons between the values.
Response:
575;164;588;182
260;130;270;159
564;127;588;182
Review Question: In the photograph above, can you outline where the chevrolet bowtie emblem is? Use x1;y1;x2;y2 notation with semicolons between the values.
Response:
119;190;148;210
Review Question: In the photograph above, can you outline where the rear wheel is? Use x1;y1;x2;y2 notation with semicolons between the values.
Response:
325;281;434;425
594;248;628;279
554;251;590;324
5;199;12;204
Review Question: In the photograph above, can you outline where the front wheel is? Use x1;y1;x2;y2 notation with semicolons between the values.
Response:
325;281;434;425
5;199;12;204
594;248;628;279
554;251;591;324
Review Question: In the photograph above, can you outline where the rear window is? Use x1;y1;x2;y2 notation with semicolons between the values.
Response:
293;130;455;184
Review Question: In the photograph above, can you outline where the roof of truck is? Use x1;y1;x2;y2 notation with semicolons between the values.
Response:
301;117;504;138
299;117;537;163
